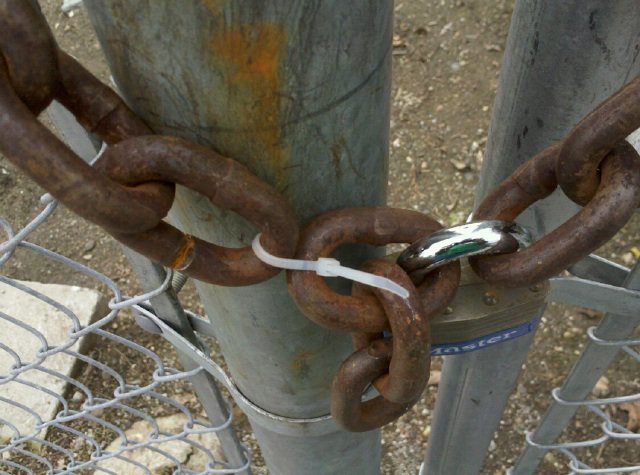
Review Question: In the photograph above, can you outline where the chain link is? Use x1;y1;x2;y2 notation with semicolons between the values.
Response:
557;76;640;206
331;338;419;433
287;207;460;333
2;2;640;432
471;140;640;287
0;19;173;234
351;262;430;402
96;136;299;286
0;1;58;114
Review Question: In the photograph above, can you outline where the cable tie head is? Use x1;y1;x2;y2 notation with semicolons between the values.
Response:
252;233;409;298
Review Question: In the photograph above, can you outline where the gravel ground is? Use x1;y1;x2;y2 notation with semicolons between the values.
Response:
1;1;639;474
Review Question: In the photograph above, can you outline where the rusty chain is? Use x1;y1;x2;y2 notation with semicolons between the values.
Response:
286;207;459;429
96;137;299;286
557;76;640;206
0;2;298;286
2;2;640;432
470;140;640;286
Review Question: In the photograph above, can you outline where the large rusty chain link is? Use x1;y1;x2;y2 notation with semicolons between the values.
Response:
2;2;640;432
287;208;459;429
470;140;640;286
0;2;298;286
96;137;299;286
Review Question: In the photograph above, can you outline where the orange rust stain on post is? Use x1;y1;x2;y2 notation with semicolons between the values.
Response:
210;25;289;189
291;349;321;381
200;0;226;15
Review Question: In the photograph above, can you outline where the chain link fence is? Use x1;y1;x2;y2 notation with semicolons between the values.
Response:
514;316;640;474
3;187;639;475
0;193;251;474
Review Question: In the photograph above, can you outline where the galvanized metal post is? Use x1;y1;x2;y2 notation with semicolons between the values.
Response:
82;2;392;473
421;1;640;474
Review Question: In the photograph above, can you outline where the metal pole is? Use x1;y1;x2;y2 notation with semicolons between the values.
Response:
121;252;252;473
82;2;392;473
422;2;640;474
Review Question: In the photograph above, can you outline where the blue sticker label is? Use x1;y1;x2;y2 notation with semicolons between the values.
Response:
430;318;540;356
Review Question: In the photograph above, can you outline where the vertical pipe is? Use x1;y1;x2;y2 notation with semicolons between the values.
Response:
82;2;393;473
422;1;640;474
123;253;252;473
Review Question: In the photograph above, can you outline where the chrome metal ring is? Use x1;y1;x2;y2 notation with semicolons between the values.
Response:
397;220;532;280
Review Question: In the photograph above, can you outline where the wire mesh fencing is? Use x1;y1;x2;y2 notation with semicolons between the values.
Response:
0;194;250;474
3;197;640;475
514;321;640;474
508;250;640;474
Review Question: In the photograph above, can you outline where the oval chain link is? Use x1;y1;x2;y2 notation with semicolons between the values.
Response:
331;339;419;433
350;260;431;404
97;136;299;286
0;1;59;114
557;76;640;206
471;142;640;287
287;207;460;333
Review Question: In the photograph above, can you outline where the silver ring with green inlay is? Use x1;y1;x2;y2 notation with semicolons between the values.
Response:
396;220;532;281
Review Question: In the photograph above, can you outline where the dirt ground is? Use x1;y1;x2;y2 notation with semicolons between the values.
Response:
1;1;639;474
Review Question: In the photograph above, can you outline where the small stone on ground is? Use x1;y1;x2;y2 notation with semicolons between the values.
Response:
0;280;106;441
97;413;224;474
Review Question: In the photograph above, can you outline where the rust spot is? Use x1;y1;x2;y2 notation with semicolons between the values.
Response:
290;350;320;381
330;139;344;180
169;233;196;270
200;0;226;15
210;24;289;189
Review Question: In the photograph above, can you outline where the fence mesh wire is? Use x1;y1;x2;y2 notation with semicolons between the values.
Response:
0;195;250;474
519;323;640;474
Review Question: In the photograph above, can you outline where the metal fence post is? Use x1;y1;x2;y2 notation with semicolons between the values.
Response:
421;1;640;474
82;1;392;473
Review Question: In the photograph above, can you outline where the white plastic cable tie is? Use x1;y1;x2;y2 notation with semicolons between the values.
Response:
252;233;410;298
